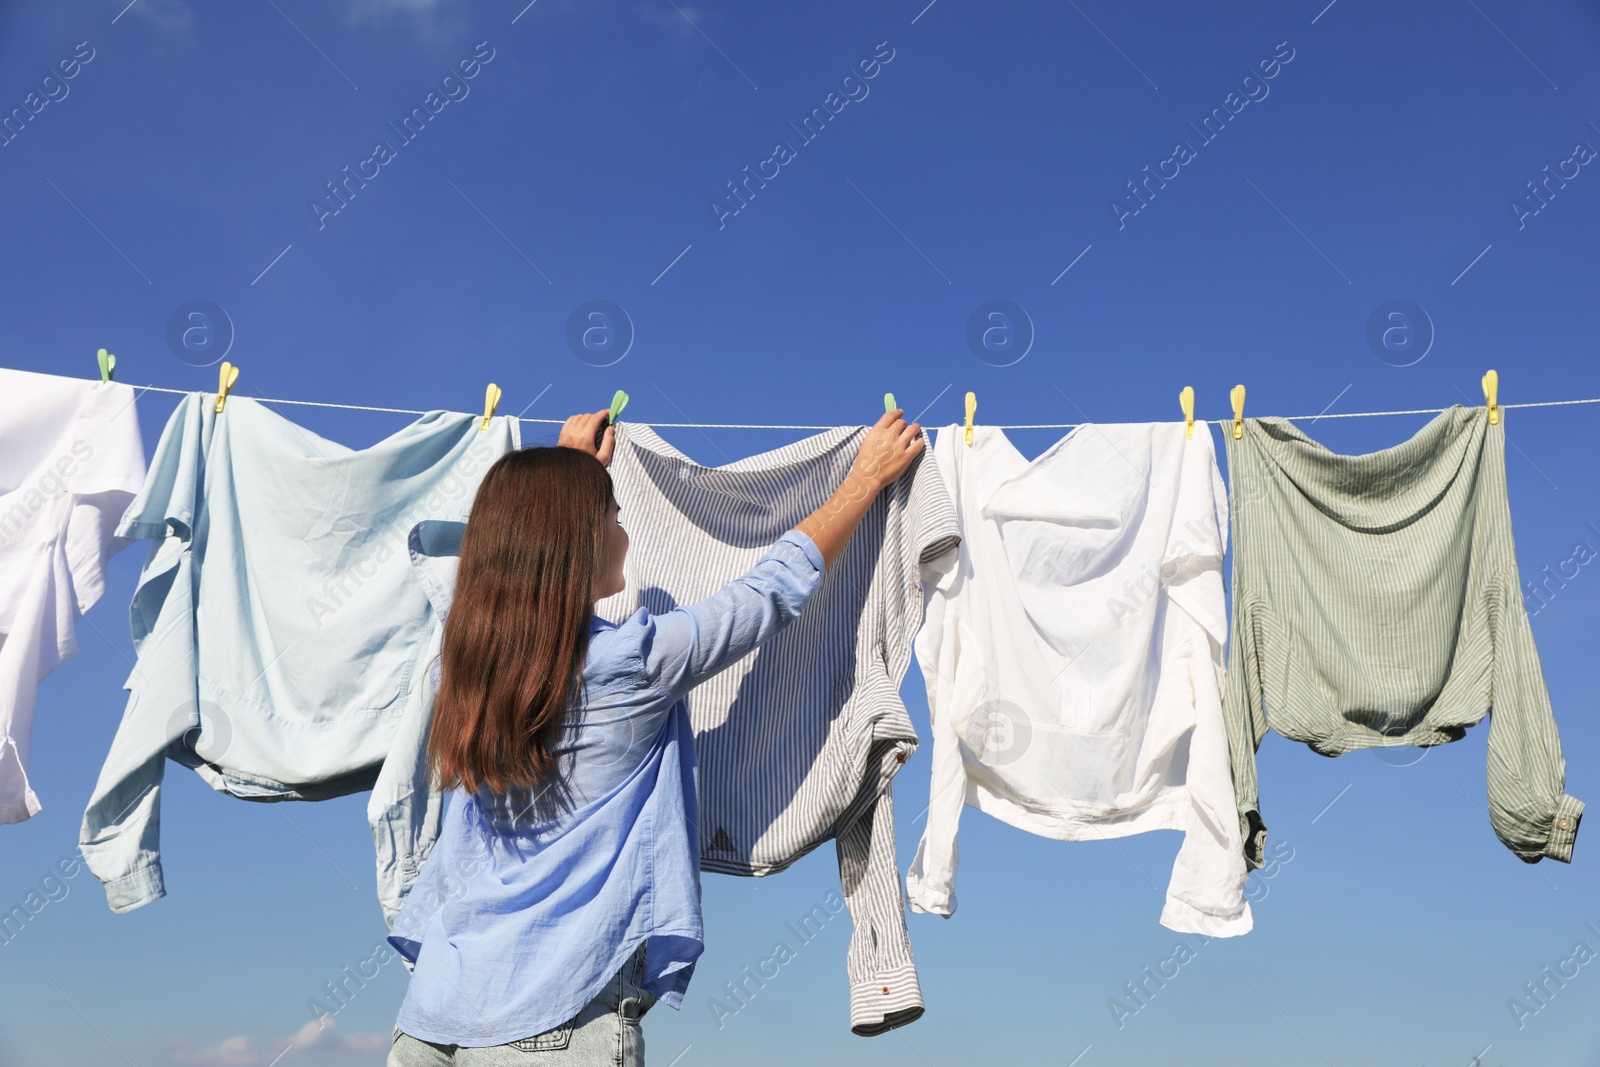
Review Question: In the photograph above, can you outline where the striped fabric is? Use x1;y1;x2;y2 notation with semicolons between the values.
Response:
596;422;960;1036
1220;406;1583;869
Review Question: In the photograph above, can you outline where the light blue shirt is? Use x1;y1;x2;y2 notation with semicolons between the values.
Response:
388;527;826;1046
77;394;520;920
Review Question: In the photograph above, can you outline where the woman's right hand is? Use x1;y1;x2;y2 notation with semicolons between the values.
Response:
558;409;615;467
794;406;925;571
849;407;925;492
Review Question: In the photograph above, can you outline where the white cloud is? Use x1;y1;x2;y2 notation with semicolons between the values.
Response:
339;0;471;46
164;1019;387;1066
636;2;709;35
343;0;444;22
128;0;198;35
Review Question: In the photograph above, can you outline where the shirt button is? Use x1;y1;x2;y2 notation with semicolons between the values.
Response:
894;753;906;764
1559;818;1572;829
881;986;890;995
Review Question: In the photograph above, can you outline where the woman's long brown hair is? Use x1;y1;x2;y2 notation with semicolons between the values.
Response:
427;446;615;794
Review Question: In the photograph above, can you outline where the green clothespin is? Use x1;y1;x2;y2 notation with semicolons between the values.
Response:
96;347;115;383
594;389;629;448
884;392;896;413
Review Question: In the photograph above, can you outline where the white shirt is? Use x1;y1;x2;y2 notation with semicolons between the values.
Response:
0;368;146;824
905;421;1251;936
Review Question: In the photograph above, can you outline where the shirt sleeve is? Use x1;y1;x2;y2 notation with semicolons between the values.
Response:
78;549;192;913
1485;570;1584;862
904;595;970;916
1161;424;1253;934
633;528;826;703
1161;621;1254;936
367;521;460;928
1219;428;1270;871
80;394;209;914
840;786;925;1034
904;428;969;916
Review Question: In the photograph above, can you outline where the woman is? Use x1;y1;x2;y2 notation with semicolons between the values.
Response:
387;405;926;1065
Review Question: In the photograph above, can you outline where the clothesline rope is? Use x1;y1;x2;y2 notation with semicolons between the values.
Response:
123;382;1600;428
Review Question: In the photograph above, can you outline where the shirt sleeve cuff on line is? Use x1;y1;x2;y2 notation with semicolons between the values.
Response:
1242;810;1268;871
1160;896;1253;939
904;876;955;918
848;961;925;1037
104;863;166;914
1540;794;1584;863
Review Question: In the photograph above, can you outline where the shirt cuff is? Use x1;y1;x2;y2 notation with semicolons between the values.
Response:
104;862;165;914
904;873;955;917
848;960;924;1036
0;787;42;825
1541;794;1584;863
779;528;825;574
1242;810;1267;871
1160;896;1253;938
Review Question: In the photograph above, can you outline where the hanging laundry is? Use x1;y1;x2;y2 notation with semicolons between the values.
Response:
905;422;1250;937
595;422;960;1036
1221;406;1583;869
78;394;518;922
0;368;147;824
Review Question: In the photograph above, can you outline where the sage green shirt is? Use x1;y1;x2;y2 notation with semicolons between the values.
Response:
1221;405;1583;869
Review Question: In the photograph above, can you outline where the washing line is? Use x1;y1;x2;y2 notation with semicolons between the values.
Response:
121;381;1600;429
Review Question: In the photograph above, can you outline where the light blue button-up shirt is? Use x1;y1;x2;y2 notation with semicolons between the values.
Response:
388;527;826;1046
77;395;519;921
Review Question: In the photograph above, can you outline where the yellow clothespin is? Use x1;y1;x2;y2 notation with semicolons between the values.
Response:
214;361;239;413
96;347;116;383
1179;386;1194;439
1230;384;1246;440
480;383;502;432
964;391;977;446
1483;369;1499;425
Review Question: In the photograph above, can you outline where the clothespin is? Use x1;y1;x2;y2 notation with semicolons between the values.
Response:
594;389;629;448
1483;369;1499;425
1179;386;1195;439
1230;384;1246;440
964;391;977;446
884;392;897;414
96;347;116;383
480;383;502;432
214;361;239;413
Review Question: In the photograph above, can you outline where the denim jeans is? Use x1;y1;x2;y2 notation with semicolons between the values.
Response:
389;942;658;1065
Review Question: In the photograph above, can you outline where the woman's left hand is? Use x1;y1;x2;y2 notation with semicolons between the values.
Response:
558;410;615;466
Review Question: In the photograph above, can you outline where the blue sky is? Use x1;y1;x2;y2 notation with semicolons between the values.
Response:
3;0;1600;1063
